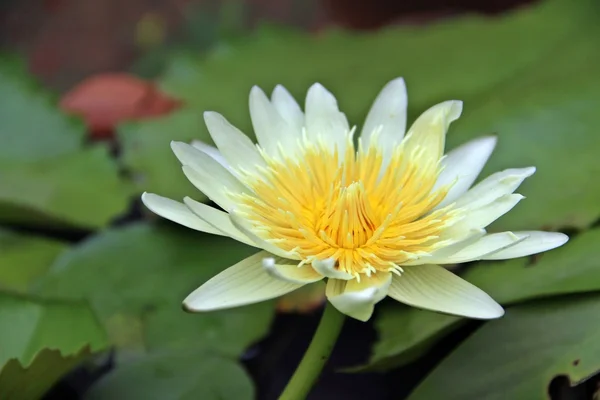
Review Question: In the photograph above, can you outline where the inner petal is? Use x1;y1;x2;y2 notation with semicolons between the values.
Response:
231;134;458;278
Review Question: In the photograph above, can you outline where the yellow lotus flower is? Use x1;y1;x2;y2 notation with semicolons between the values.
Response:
142;78;568;321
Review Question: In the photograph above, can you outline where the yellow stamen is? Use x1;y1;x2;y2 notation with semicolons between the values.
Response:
232;131;457;277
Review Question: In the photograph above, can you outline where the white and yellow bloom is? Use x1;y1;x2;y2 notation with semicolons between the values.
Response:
142;78;568;321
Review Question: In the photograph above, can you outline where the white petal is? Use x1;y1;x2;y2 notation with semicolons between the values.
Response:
305;83;349;153
361;77;407;147
183;251;304;311
403;100;463;163
434;136;497;209
171;141;248;210
229;211;301;260
271;85;304;134
326;272;392;322
405;228;486;266
453;193;524;232
312;258;354;280
262;257;323;284
249;86;290;155
203;111;265;174
183;197;255;247
190;140;232;172
455;167;536;209
482;231;568;260
432;232;527;264
141;193;223;235
388;265;504;319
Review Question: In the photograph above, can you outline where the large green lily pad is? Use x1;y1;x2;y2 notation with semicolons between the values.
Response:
36;223;275;357
86;350;254;400
0;59;132;229
0;147;133;229
409;294;600;400
0;229;67;293
122;0;599;209
0;57;84;162
0;292;108;400
365;228;600;371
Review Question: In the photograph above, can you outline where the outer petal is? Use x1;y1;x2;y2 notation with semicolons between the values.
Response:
403;100;463;163
434;136;497;209
171;141;248;210
361;77;407;147
312;258;354;280
431;232;526;264
455;167;536;209
183;197;255;247
452;193;524;233
203;111;266;174
229;211;302;260
305;83;349;154
141;193;222;235
482;231;568;260
271;85;304;134
326;272;392;322
404;228;486;266
249;86;291;155
262;257;323;284
388;265;504;319
183;251;304;311
190;140;232;172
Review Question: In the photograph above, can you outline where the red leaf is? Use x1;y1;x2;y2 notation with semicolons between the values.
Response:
61;73;181;139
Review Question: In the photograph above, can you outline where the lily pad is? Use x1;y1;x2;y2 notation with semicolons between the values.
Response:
408;294;600;400
0;60;132;229
86;350;253;400
0;292;108;400
0;229;67;293
36;223;275;357
122;0;596;201
365;228;600;371
0;57;84;163
0;146;132;229
451;34;600;231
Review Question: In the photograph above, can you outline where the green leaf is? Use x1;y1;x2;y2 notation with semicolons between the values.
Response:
86;350;253;400
0;229;67;293
364;228;600;371
0;146;133;229
0;59;132;229
0;292;108;400
160;0;592;125
0;58;84;163
0;348;94;400
119;111;207;202
122;0;597;203
451;34;600;231
408;294;600;400
36;223;275;357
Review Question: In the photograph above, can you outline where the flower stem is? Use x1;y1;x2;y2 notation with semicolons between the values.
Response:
279;302;345;400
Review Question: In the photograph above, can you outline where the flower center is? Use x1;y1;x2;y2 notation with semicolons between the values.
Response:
232;132;456;278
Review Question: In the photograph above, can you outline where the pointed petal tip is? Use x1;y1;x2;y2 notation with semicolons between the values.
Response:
385;77;407;91
170;140;189;155
474;303;505;320
203;110;222;122
181;299;200;313
249;85;266;97
449;100;463;119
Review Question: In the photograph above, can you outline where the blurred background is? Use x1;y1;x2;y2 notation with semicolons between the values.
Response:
1;0;599;399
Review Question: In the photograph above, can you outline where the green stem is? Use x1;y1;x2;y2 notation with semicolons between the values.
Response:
279;302;345;400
